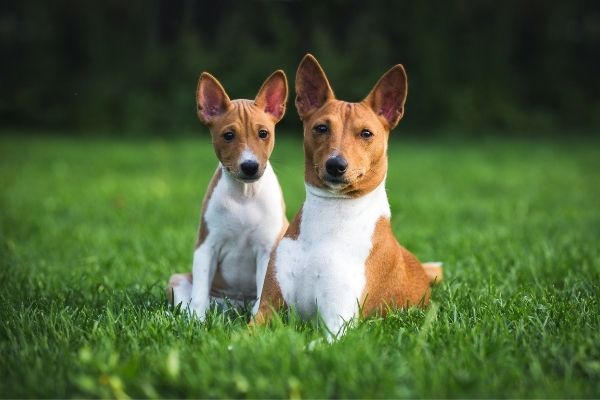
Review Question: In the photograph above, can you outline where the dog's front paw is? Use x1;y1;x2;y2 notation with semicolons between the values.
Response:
187;301;208;322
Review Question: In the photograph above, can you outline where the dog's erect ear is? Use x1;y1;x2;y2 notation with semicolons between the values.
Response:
255;70;288;123
295;54;335;120
363;65;408;130
196;72;232;126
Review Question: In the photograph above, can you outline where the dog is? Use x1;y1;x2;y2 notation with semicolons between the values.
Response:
167;70;289;320
252;54;442;338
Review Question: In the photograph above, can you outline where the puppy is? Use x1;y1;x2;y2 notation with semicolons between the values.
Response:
168;70;289;320
252;55;442;337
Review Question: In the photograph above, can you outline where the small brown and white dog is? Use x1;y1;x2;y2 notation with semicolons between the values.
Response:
167;70;289;320
252;55;442;337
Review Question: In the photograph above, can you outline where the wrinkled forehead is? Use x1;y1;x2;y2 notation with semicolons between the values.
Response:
211;100;274;133
306;100;386;132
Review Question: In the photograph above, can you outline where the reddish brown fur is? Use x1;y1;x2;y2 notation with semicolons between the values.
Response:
197;71;287;180
361;218;431;315
301;101;389;197
295;55;406;198
195;167;222;248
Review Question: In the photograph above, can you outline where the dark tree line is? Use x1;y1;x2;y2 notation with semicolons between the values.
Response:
2;0;599;135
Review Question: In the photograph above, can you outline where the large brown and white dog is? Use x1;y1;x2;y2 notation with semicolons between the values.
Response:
167;70;289;320
252;55;442;337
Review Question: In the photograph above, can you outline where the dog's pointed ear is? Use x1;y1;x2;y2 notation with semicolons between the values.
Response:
196;72;232;126
295;54;335;120
254;70;288;123
363;64;408;130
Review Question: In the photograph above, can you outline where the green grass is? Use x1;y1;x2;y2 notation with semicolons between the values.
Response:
1;133;599;398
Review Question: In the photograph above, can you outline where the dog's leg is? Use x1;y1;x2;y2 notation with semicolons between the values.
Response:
188;243;217;321
322;314;355;342
320;299;358;341
251;249;271;315
167;273;193;306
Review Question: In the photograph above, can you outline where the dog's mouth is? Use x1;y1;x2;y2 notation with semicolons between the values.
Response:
318;166;366;192
237;174;262;183
222;165;264;183
322;175;349;187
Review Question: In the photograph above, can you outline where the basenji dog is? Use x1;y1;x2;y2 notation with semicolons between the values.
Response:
252;55;442;338
167;70;289;320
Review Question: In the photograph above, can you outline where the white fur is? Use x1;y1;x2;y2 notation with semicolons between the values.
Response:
173;162;285;320
275;180;390;338
238;148;258;164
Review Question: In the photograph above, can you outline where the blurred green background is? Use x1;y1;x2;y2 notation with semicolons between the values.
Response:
2;0;599;136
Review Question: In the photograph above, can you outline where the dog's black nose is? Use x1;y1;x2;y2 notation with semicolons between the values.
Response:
240;160;259;177
325;156;348;177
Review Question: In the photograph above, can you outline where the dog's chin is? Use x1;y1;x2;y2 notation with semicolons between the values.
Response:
321;175;351;191
235;174;263;184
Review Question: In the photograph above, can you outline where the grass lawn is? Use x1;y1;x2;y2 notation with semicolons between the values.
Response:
1;133;599;398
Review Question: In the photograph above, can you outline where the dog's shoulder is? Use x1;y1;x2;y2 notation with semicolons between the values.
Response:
196;166;223;247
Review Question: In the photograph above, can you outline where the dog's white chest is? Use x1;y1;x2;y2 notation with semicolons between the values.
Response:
275;182;391;327
203;163;284;297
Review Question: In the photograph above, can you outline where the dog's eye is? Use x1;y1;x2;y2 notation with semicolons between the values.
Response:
223;131;235;142
360;129;374;139
258;129;269;139
314;124;328;134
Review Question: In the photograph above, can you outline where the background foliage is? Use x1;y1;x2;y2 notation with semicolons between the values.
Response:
2;0;600;135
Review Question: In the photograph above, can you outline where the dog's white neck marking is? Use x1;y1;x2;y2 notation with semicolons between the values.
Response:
275;178;390;338
305;184;352;199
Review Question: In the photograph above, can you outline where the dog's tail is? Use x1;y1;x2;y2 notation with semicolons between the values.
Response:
423;262;443;285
